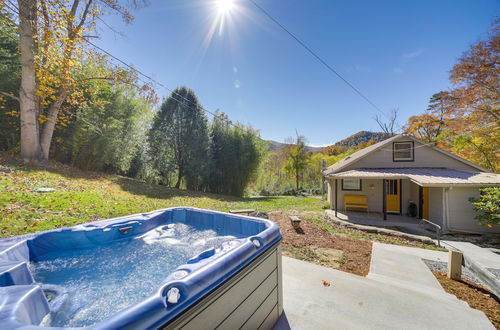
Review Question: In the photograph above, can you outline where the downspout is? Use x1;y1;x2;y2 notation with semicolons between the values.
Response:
442;187;449;233
334;179;338;218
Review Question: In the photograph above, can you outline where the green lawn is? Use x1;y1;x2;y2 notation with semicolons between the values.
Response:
0;156;325;238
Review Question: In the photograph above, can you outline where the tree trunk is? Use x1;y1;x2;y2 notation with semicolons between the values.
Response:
295;169;299;191
39;89;69;161
18;0;41;162
175;168;183;189
175;174;182;189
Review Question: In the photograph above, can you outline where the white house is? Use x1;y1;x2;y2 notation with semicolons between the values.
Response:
323;134;500;234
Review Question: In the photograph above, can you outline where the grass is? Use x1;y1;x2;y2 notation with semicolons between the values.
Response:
283;246;325;263
0;156;324;238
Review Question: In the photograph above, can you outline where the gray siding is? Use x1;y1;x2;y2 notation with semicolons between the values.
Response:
428;187;444;226
165;244;282;330
446;187;500;234
345;136;480;172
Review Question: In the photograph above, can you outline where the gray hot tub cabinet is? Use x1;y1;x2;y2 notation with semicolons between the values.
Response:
163;243;283;330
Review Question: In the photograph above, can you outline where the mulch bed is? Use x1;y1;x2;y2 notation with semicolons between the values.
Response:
269;212;372;276
433;271;500;329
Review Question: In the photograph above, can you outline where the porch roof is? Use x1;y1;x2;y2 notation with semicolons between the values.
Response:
327;168;500;187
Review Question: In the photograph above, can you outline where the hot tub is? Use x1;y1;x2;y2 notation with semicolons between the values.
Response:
0;207;283;329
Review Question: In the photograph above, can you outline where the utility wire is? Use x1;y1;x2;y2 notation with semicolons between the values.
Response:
248;0;403;127
2;0;19;15
85;40;232;125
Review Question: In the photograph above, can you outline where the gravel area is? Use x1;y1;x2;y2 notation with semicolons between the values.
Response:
422;259;486;286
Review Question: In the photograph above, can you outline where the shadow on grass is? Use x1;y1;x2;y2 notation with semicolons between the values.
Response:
115;177;279;203
0;152;282;203
1;152;110;181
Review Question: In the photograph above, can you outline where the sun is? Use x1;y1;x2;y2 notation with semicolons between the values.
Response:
203;0;243;45
216;0;234;14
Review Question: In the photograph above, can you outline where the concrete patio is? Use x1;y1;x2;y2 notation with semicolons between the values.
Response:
274;243;494;330
332;210;421;228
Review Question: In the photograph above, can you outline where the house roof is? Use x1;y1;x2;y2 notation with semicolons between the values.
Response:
323;134;488;175
327;168;500;187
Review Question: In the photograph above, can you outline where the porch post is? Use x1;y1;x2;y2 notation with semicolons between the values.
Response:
418;185;423;219
382;179;387;220
334;179;338;218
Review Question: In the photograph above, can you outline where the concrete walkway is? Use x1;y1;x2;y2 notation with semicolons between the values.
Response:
275;244;494;330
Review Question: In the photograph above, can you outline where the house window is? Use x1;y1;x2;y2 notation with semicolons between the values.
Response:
393;141;414;161
342;179;362;191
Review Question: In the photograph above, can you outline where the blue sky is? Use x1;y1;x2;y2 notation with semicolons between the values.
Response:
97;0;499;146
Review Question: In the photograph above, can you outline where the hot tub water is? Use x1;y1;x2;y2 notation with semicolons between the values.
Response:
30;223;241;327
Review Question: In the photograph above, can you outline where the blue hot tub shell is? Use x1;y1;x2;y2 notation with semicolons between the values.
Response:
0;207;282;329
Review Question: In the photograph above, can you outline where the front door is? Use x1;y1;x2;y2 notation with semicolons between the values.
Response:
386;179;401;213
422;187;429;219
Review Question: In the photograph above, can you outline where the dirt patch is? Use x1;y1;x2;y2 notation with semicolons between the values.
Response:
270;212;372;276
432;271;500;329
324;216;444;251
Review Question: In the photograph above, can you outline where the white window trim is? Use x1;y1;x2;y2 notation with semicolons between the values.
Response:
393;141;414;162
342;178;362;191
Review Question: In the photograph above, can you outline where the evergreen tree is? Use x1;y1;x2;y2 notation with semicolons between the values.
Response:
150;87;209;189
206;112;263;196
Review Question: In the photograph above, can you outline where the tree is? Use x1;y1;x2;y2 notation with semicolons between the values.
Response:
205;112;263;196
284;134;309;191
60;85;152;173
405;92;451;144
374;108;399;135
404;19;499;171
206;112;230;194
3;0;143;163
0;9;20;150
469;187;500;227
446;19;499;171
149;87;209;189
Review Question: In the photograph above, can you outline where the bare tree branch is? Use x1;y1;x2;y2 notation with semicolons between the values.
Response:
0;91;20;102
76;0;93;31
374;108;399;135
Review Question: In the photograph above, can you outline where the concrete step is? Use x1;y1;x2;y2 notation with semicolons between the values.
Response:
368;242;446;289
366;272;468;306
280;256;494;330
367;243;473;305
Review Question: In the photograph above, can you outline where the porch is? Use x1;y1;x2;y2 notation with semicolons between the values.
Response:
333;210;421;228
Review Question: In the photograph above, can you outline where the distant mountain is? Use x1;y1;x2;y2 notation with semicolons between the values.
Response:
332;131;392;148
265;131;391;154
266;140;324;153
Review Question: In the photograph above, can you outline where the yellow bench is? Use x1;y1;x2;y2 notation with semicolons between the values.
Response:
344;195;368;212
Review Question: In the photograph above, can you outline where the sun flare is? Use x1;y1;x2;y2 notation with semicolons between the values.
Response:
216;0;234;15
203;0;245;48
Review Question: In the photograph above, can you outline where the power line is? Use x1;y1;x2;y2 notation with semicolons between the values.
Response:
248;0;397;121
85;40;232;125
2;0;19;15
